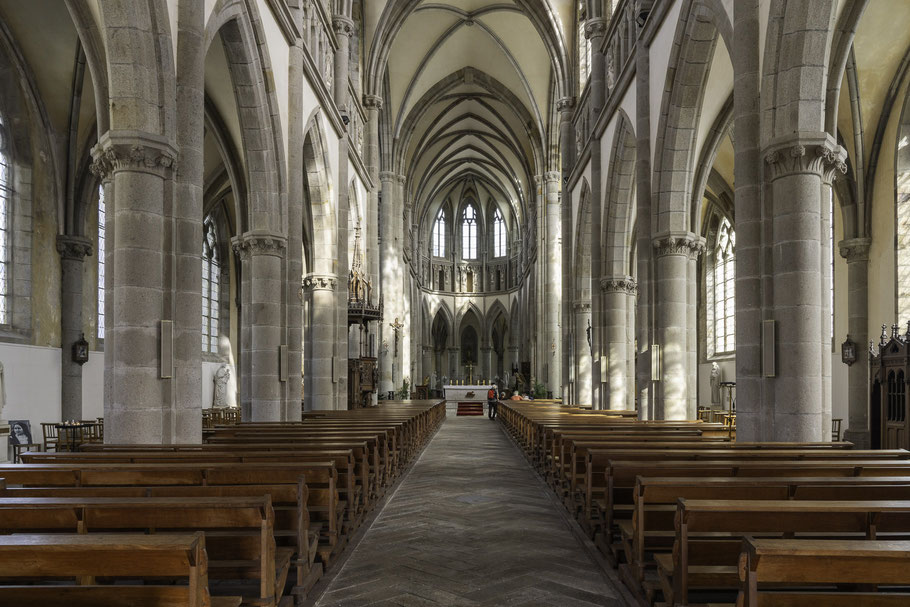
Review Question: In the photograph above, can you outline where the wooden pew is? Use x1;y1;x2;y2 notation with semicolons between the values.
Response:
738;538;910;607
0;496;286;606
0;532;240;607
665;499;910;606
623;476;910;603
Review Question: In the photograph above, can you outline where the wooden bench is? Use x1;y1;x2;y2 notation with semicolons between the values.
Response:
0;532;240;607
664;499;910;606
0;496;288;606
738;538;910;607
622;476;910;603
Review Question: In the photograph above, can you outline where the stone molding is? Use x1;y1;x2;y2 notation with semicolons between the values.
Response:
362;94;383;111
232;231;287;260
601;276;637;295
763;134;847;183
573;302;592;312
395;174;406;185
652;232;705;259
379;170;397;183
584;18;607;40
543;171;560;183
301;273;338;292
839;237;872;262
332;15;355;37
56;235;93;261
91;131;178;180
556;97;576;112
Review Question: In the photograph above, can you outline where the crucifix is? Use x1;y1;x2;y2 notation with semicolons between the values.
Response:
389;317;404;358
586;319;592;355
464;359;475;384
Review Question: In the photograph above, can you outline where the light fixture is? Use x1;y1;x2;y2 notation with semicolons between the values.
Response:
841;335;857;366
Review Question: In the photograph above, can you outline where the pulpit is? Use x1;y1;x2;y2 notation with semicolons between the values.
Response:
347;230;382;408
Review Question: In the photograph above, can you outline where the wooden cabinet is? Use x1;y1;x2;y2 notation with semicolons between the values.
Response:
870;326;910;449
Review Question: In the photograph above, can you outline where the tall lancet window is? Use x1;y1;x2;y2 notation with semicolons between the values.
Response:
202;217;220;354
0;116;10;325
462;204;478;260
97;185;106;339
432;209;445;257
707;217;735;356
493;208;506;258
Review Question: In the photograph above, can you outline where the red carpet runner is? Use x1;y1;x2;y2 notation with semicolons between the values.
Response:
456;402;484;416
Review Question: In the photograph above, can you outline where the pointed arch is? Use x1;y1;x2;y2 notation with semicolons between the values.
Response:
303;113;336;275
603;113;637;278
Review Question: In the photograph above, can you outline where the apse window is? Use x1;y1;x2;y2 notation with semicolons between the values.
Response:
462;204;478;260
0;117;9;325
97;184;106;339
493;208;506;258
202;217;220;354
708;218;735;356
432;210;445;257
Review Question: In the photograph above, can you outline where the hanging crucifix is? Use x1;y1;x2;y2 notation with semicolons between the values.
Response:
586;319;592;355
389;317;404;358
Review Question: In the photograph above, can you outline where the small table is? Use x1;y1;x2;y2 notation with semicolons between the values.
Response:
55;423;92;452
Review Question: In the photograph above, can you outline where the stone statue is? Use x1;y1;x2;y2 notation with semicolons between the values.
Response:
441;375;448;387
710;362;722;407
431;371;438;390
213;364;231;408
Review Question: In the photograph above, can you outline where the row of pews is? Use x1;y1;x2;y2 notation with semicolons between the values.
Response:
0;399;446;606
498;400;910;607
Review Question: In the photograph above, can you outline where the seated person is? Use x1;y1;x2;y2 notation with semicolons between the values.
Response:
510;391;522;401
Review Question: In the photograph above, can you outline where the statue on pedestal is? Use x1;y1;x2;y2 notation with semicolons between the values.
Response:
710;362;722;408
213;364;231;408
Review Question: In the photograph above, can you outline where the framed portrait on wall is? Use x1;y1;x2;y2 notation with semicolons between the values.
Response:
8;420;33;446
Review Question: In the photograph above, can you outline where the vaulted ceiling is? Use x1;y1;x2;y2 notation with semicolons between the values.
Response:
365;0;574;231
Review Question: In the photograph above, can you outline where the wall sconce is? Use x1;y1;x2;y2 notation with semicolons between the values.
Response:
72;332;89;365
841;335;857;366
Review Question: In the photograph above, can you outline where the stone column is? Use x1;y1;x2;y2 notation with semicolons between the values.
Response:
603;276;636;410
733;0;764;440
57;235;93;421
303;273;338;410
448;347;459;380
574;302;592;405
173;0;205;437
481;346;493;383
764;135;846;441
686;250;699;419
543;171;561;395
558;97;575;400
286;3;305;420
233;232;286;421
626;286;636;410
91;133;177;443
653;233;704;420
507;345;519;386
378;170;397;395
634;26;653;419
334;15;355;411
363;94;382;405
840;238;871;447
422;346;433;384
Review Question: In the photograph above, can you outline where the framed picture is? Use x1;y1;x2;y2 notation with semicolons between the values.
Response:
8;420;32;446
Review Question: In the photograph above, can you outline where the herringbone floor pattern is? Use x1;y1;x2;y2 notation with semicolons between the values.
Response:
313;410;629;606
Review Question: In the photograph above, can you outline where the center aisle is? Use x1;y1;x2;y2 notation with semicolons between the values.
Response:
312;409;630;606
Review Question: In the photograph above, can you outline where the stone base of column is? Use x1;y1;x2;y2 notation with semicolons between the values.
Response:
843;428;871;449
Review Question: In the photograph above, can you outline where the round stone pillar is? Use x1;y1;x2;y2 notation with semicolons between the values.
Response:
303;274;338;410
764;135;846;441
234;232;287;421
840;237;872;447
653;233;704;420
57;235;93;422
91;133;178;444
574;302;592;406
603;276;637;410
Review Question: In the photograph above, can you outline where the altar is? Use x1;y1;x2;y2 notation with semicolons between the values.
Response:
443;384;491;404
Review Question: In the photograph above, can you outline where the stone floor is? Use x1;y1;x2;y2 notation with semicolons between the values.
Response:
311;408;631;606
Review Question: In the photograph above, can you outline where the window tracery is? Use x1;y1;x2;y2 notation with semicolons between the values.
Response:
707;217;735;356
432;209;445;257
462;203;478;260
202;216;220;354
493;208;506;258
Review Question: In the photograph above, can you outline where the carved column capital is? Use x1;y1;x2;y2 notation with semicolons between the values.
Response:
584;18;607;40
573;301;592;312
601;276;638;294
231;230;287;261
839;237;872;263
652;232;705;259
362;94;383;111
301;273;338;292
56;235;93;261
91;131;178;180
763;133;847;183
379;171;397;183
556;96;576;113
332;15;355;37
543;171;561;184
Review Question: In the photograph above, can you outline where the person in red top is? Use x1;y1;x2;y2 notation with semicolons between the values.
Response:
487;384;498;420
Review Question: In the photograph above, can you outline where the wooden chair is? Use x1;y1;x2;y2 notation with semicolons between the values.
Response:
832;417;842;441
12;443;39;464
39;423;58;453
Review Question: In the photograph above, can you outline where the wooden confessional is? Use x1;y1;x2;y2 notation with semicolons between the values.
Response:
870;324;910;449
